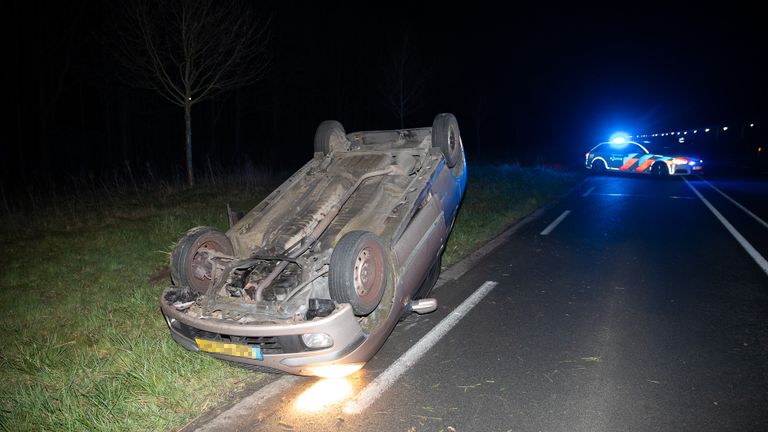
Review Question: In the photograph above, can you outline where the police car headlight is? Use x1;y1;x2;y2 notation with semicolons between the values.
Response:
673;158;690;165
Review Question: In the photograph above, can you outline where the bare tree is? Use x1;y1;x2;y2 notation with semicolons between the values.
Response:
112;0;270;187
380;31;428;129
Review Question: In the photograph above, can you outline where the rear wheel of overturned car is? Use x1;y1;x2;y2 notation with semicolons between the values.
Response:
314;120;347;156
170;226;234;294
329;231;389;316
432;113;461;168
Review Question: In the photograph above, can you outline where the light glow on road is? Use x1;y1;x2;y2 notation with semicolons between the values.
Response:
294;378;354;413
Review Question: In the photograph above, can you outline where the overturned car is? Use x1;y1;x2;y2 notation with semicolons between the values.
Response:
160;113;467;377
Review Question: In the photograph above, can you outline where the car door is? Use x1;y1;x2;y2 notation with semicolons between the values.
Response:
608;146;628;170
613;144;646;171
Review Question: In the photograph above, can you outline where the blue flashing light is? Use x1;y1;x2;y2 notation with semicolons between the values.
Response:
609;132;630;147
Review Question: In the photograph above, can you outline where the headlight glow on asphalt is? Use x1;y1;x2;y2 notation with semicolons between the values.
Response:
294;378;353;413
306;362;365;378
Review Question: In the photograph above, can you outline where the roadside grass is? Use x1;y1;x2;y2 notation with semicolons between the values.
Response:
0;165;580;431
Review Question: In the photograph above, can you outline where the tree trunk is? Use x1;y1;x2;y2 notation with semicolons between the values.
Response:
184;101;194;187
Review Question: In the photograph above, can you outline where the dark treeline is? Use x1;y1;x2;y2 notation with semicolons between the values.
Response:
6;2;767;194
6;2;500;192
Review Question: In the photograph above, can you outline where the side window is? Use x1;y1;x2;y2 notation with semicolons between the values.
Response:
594;144;608;153
626;144;644;155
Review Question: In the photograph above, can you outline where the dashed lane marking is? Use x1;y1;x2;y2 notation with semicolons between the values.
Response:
540;210;571;236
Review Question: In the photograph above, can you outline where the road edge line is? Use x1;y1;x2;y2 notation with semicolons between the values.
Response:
697;176;768;230
684;177;768;276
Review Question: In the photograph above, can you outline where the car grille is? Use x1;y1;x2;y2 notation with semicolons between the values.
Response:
172;320;306;354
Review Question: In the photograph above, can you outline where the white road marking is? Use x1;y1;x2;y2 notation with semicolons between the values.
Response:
343;281;498;415
684;178;768;276
582;186;595;197
591;192;694;200
192;375;303;432
540;210;571;236
696;176;768;230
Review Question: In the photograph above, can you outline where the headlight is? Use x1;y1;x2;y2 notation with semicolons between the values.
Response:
673;158;689;165
302;333;334;349
687;161;696;166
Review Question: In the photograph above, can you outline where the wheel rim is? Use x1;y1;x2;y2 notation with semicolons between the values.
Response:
353;245;385;302
190;240;227;284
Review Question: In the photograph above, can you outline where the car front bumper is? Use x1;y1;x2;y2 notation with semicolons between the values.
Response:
160;290;367;376
672;164;704;175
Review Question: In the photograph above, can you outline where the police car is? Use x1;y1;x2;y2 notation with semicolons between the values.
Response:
585;138;703;176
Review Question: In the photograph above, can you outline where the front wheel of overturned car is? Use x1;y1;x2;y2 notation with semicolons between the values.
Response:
432;113;462;168
170;226;234;294
329;231;389;316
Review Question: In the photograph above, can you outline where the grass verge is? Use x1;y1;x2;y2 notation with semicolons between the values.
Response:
0;165;580;431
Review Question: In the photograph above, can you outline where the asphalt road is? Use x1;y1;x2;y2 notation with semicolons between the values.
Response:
209;174;768;432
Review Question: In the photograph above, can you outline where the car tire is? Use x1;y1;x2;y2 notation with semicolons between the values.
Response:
652;162;669;177
170;227;234;294
591;159;606;174
329;231;389;316
314;120;347;156
432;113;461;168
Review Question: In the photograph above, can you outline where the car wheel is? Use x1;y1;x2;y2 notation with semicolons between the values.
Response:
314;120;347;156
170;227;234;294
432;113;461;168
329;231;389;316
591;159;606;174
652;162;669;177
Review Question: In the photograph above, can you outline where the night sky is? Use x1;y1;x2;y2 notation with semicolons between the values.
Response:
5;2;766;190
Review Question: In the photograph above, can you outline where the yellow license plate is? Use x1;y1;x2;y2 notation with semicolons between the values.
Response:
195;338;263;360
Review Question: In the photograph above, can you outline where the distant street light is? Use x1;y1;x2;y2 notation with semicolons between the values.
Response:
705;128;710;132
750;123;755;127
723;126;728;131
